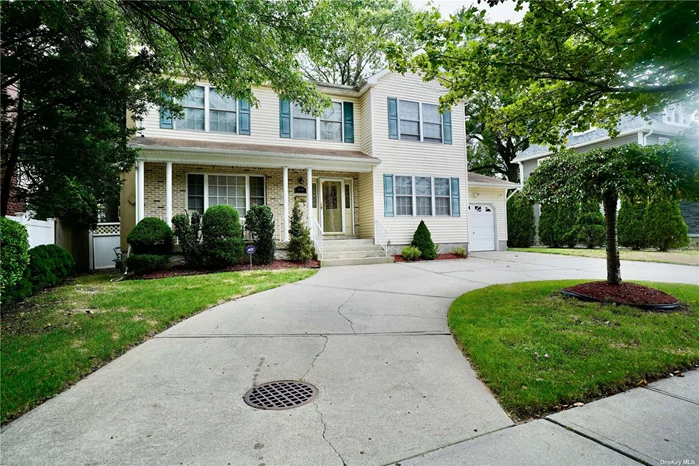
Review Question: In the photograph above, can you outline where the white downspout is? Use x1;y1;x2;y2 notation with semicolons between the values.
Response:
642;129;654;146
506;162;525;201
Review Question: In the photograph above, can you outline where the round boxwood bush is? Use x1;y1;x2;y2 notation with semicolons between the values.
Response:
127;217;173;254
27;244;75;292
411;220;437;260
202;204;244;267
507;192;536;248
125;254;169;274
401;245;422;261
645;198;690;251
0;217;30;301
618;200;648;250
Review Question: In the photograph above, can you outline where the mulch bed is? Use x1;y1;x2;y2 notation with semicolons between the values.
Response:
132;259;320;280
393;253;466;263
562;281;680;309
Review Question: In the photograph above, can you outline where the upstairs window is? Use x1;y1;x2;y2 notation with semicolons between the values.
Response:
399;100;420;141
176;86;205;131
422;104;442;143
209;88;236;133
320;103;343;141
664;105;688;125
388;98;452;144
292;103;317;140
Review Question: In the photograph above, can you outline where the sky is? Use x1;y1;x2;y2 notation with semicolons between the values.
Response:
411;0;527;23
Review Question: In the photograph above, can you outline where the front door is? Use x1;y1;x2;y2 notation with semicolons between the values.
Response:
321;180;343;234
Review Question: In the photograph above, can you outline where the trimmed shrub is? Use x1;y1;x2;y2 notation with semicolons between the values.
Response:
26;245;74;292
537;203;557;247
574;202;606;248
125;254;169;274
244;205;276;265
172;212;203;268
287;200;314;262
401;245;422;261
618;200;648;250
645;199;690;251
507;193;536;248
202;204;244;267
127;217;173;254
452;247;467;258
1;217;30;302
411;221;437;260
555;203;579;248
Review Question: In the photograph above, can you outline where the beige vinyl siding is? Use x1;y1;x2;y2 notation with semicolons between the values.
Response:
369;72;469;245
468;187;508;242
140;84;363;153
357;171;375;239
359;91;373;155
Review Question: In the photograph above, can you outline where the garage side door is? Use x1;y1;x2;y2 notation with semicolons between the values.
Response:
469;205;495;252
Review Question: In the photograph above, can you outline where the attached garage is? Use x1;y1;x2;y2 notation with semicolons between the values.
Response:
466;173;518;252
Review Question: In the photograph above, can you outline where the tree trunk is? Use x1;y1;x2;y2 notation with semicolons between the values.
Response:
603;191;621;285
1;83;24;216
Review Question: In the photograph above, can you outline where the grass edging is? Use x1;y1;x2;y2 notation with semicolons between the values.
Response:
509;247;698;266
0;268;316;424
448;280;699;420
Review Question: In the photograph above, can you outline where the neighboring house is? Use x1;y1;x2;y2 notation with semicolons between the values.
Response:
120;71;516;265
515;108;699;241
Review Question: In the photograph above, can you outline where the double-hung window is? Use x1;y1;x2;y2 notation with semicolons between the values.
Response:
292;103;317;139
434;178;450;216
175;86;205;131
399;100;420;140
320;102;343;141
415;177;432;216
187;173;265;217
209;88;236;133
422;104;442;143
395;176;413;216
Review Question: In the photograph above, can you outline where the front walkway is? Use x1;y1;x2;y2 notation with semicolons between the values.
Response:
2;252;697;465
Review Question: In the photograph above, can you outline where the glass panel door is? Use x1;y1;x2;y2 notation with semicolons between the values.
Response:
321;180;343;233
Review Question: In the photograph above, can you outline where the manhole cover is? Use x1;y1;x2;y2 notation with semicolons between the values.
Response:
244;380;318;410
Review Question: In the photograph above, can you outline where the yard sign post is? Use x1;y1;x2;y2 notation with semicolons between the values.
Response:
245;244;256;268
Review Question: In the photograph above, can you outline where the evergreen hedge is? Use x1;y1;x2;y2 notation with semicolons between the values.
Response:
244;205;276;265
617;200;648;250
172;212;203;268
645;198;690;251
507;192;536;248
125;254;169;274
411;220;437;260
287;200;314;262
0;217;30;302
202;204;245;267
127;217;173;254
574;202;606;248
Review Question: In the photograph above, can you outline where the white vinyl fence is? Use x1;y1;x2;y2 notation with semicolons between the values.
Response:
5;213;55;248
89;222;121;270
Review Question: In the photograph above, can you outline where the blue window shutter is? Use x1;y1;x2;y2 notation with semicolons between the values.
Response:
238;99;251;135
443;110;452;145
451;177;460;217
343;102;354;143
160;109;173;129
384;174;394;217
387;97;398;139
279;98;291;138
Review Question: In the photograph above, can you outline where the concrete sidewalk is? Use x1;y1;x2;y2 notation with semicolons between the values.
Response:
400;370;699;466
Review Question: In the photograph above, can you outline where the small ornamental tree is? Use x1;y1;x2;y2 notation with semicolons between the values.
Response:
524;142;699;285
617;200;648;250
645;199;690;251
287;200;314;262
172;212;203;268
507;192;536;248
574;202;606;249
411;220;437;260
537;203;558;247
244;205;276;265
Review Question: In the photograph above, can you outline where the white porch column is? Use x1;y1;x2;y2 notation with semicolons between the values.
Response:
282;166;289;241
137;160;145;222
306;167;313;237
165;162;173;227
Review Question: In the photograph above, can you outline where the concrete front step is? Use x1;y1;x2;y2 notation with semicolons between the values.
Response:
322;243;384;252
320;256;395;267
321;238;375;246
322;249;388;260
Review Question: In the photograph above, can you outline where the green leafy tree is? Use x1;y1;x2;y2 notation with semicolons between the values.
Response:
524;143;699;285
287;200;314;262
506;192;535;247
2;1;333;218
411;220;437;260
537;204;557;248
574;202;606;249
302;0;416;86
390;0;699;148
617;200;648;250
244;205;276;265
645;199;690;252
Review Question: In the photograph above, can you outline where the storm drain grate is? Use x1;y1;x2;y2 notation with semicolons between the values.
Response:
244;380;318;410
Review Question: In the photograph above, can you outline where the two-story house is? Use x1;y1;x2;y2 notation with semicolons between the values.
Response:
119;71;515;265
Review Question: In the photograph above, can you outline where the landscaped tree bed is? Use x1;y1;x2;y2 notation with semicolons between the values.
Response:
562;282;680;310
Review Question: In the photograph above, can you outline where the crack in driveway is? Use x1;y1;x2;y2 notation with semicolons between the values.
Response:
314;396;347;466
302;335;329;382
336;291;357;334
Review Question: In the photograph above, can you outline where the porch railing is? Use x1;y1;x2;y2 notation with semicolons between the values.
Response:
374;219;389;257
311;216;323;261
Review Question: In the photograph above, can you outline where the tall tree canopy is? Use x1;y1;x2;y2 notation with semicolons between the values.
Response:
1;0;332;222
390;0;699;148
524;143;699;285
301;0;416;87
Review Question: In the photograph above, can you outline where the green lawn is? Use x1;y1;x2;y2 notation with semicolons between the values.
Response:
0;268;315;423
509;247;698;266
448;280;699;420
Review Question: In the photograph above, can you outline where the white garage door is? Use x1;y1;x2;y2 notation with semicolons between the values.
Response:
469;204;495;252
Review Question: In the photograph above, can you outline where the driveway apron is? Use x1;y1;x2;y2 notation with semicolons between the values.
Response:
2;252;697;465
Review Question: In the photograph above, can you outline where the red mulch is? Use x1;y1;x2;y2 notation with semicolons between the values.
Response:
562;281;679;306
393;253;466;263
133;259;320;280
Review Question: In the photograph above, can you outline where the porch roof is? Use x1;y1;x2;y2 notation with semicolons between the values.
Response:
130;136;380;172
467;172;518;188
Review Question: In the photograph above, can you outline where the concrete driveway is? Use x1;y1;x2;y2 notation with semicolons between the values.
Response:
2;252;697;465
